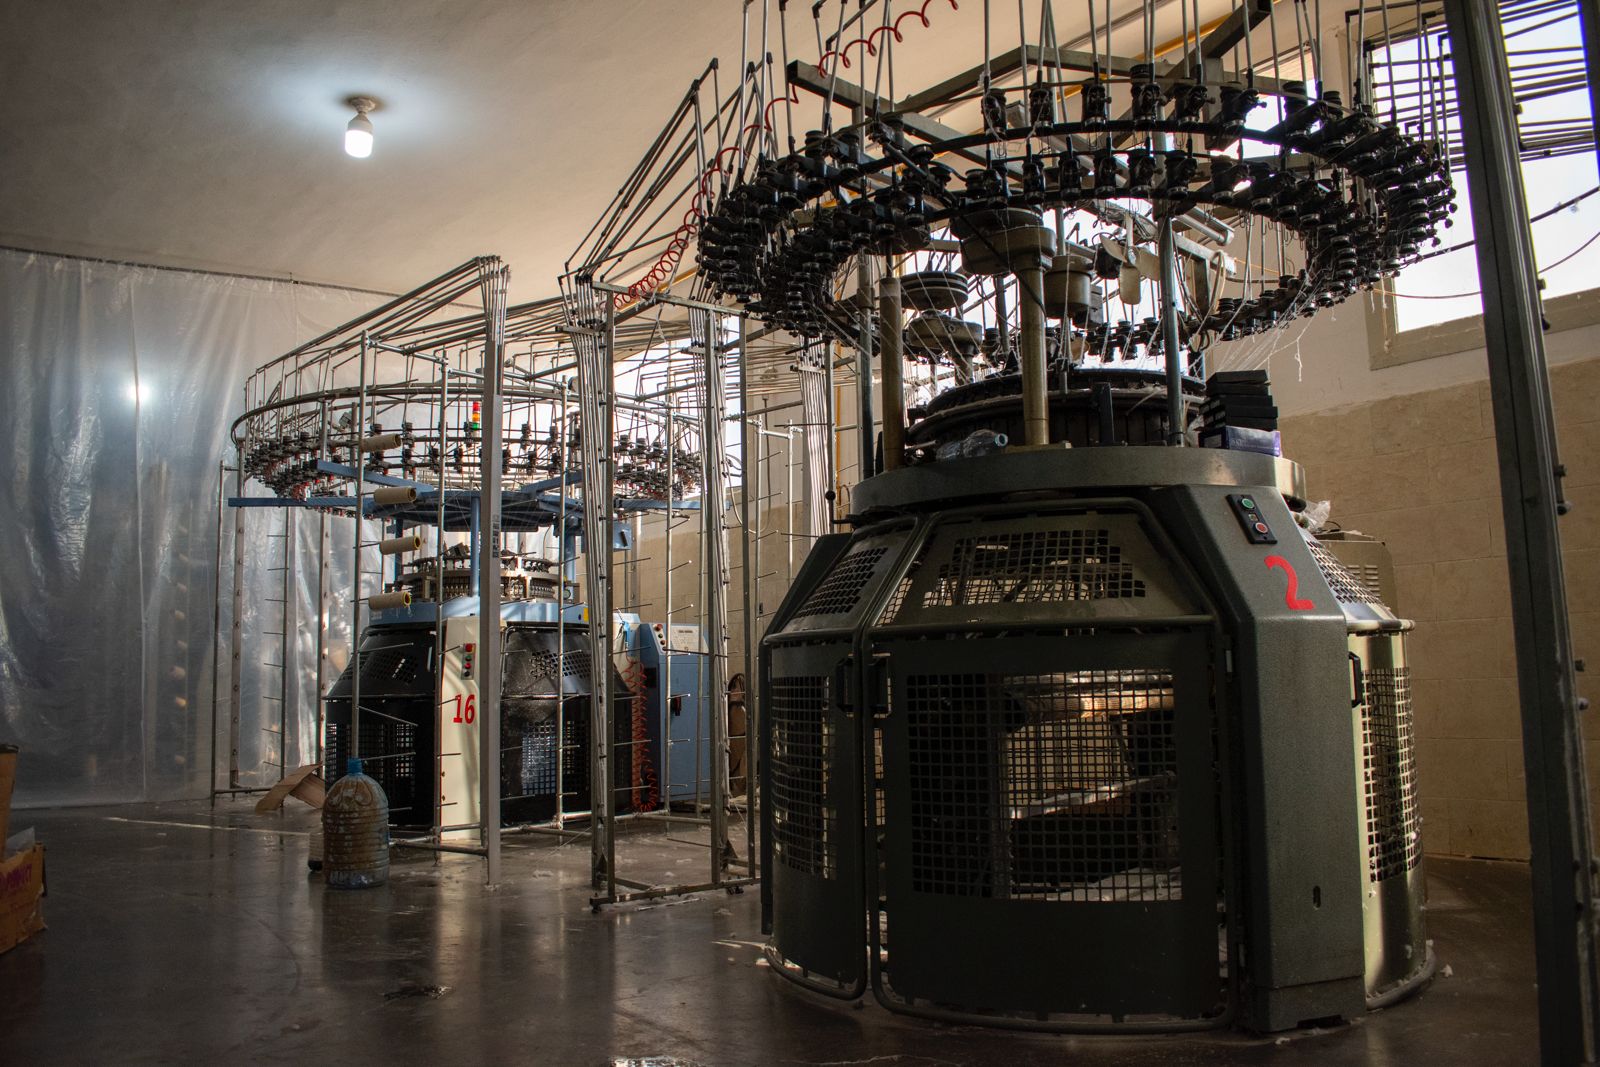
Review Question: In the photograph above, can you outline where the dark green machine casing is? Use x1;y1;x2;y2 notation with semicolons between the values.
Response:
758;448;1380;1032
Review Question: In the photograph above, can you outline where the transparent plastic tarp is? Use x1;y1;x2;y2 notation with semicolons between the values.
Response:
0;248;371;807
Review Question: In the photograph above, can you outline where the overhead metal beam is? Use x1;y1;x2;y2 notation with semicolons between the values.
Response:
786;61;993;168
1443;2;1599;1064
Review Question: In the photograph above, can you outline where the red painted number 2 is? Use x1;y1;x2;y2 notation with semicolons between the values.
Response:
452;694;477;725
1264;555;1316;611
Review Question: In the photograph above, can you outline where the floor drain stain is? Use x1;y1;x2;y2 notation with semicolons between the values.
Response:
384;983;449;1002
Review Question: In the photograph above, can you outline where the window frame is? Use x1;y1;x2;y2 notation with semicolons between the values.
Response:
1368;281;1600;369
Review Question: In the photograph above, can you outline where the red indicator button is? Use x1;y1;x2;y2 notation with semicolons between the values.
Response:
1254;521;1269;534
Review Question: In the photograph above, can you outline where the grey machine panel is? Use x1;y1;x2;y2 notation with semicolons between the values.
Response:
1154;484;1367;1030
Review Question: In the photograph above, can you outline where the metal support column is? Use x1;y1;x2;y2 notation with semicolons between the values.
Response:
210;460;225;807
576;302;617;894
698;308;732;882
1016;264;1049;447
279;510;294;775
739;316;760;870
350;333;368;759
315;510;328;765
1158;218;1186;445
855;254;877;479
228;460;246;788
877;276;906;471
477;260;508;885
1444;3;1598;1062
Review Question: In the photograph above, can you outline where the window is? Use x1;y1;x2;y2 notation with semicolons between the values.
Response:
1365;1;1599;366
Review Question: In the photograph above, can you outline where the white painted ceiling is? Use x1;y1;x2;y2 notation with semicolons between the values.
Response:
0;0;754;299
1;0;1249;301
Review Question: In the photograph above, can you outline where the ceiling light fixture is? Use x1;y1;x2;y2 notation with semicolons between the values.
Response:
344;96;377;158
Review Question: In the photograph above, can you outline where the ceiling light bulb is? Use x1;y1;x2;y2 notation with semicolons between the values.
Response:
344;96;377;158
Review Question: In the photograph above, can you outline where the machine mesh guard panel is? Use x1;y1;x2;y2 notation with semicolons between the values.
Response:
1360;666;1422;882
325;719;420;818
1307;538;1384;606
793;545;890;619
333;640;430;696
882;512;1196;624
928;528;1146;606
904;671;1180;901
770;676;835;878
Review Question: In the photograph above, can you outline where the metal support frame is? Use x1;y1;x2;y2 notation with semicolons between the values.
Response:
877;276;906;470
697;306;733;885
1443;2;1599;1062
350;332;369;764
477;261;509;885
1158;218;1186;446
575;309;617;893
739;316;761;876
855;252;877;479
570;280;765;909
1016;263;1050;447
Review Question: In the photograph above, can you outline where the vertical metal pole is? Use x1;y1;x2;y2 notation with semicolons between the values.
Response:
280;509;293;775
1158;218;1187;445
351;334;368;760
555;376;569;827
316;509;328;767
855;254;877;480
700;309;731;883
1016;263;1050;446
478;262;507;885
740;318;761;867
877;275;906;470
576;297;617;894
210;459;225;806
663;399;675;804
823;340;837;509
1443;4;1598;1063
602;298;617;897
432;354;449;843
228;461;245;788
469;499;481;596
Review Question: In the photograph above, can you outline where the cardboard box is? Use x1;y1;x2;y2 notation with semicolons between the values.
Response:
0;843;45;955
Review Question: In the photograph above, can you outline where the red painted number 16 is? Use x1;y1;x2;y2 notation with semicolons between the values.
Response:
451;694;477;725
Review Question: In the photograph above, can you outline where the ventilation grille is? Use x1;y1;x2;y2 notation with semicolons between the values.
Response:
506;706;590;802
1361;666;1422;882
1349;562;1386;604
336;643;426;692
922;529;1146;609
325;718;420;818
770;676;835;878
904;671;1180;901
1308;538;1383;605
794;546;889;618
514;647;592;684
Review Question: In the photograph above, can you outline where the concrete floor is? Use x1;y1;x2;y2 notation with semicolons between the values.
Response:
0;800;1538;1066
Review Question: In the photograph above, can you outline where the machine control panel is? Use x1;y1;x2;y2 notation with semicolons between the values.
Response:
1227;493;1277;544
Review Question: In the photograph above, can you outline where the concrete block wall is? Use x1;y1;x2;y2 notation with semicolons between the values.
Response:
1279;355;1600;860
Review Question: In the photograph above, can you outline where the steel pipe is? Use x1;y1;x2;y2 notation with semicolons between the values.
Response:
877;276;907;470
1016;265;1049;447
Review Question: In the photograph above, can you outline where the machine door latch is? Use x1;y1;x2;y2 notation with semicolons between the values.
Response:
1349;650;1366;709
833;657;855;714
868;653;892;716
1226;493;1277;544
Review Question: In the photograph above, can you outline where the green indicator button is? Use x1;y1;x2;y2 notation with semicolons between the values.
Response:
1240;497;1255;510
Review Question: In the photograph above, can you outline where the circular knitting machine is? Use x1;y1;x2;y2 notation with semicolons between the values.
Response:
678;0;1448;1034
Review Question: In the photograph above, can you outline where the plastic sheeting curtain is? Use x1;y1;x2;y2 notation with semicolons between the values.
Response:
0;248;373;807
